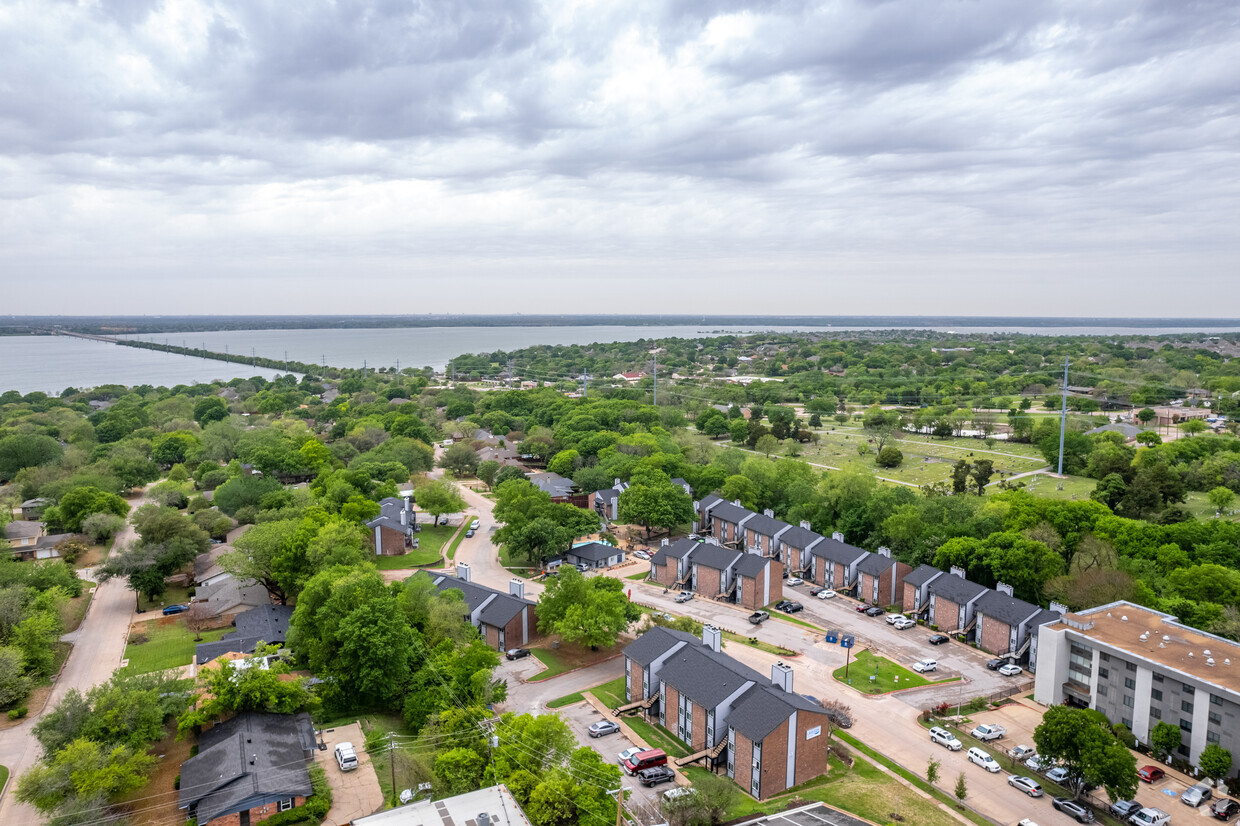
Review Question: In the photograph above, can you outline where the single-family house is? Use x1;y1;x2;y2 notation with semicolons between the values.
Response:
805;534;869;594
178;712;317;826
649;537;700;588
194;545;234;588
4;521;72;561
428;566;535;651
564;542;625;570
855;548;912;607
365;494;420;555
20;497;50;520
195;604;296;665
901;564;945;616
193;575;273;622
927;568;990;634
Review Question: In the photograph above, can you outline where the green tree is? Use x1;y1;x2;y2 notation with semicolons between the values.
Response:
951;460;972;495
441;442;481;477
617;470;694;539
1207;486;1235;515
927;756;941;784
971;459;994;495
1033;705;1137;801
1149;720;1181;761
729;419;749;443
875;445;903;468
193;396;230;425
222;518;305;604
862;406;901;452
477;459;501;490
47;486;130;533
417;480;467;524
1198;743;1232;784
17;738;157;815
536;567;638;649
179;653;316;732
434;747;487;796
493;480;599;566
0;434;63;481
1137;408;1156;425
546;449;580;476
1180;418;1208;437
0;646;31;708
954;772;967;801
755;434;779;457
1135;430;1162;446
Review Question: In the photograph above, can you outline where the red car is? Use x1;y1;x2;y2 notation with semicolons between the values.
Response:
1138;765;1165;783
854;603;869;613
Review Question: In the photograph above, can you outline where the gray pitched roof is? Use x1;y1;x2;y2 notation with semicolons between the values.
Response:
651;537;700;567
196;576;271;615
195;604;295;664
777;525;822;550
622;626;702;666
708;502;754;526
568;542;621;563
856;553;895;576
928;574;990;605
975;590;1042;627
808;538;869;566
657;645;764;708
742;513;790;538
728;685;825;742
179;712;315;823
527;472;576;497
904;564;944;588
1028;608;1063;628
4;521;42;539
697;493;725;514
433;574;533;628
734;554;770;578
691;544;743;571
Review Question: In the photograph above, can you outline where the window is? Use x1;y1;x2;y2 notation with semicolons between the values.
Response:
1098;685;1108;697
1126;661;1137;672
1099;668;1109;679
1183;683;1194;695
1122;717;1133;729
1150;708;1162;720
1182;700;1194;714
1151;689;1163;702
1209;711;1222;725
1099;652;1110;662
1125;677;1136;690
1208;731;1221;744
1152;672;1164;683
1124;695;1134;708
1180;719;1193;732
1211;694;1223;706
279;799;294;813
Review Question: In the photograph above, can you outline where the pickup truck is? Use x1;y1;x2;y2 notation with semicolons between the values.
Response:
749;611;769;625
970;724;1006;741
1128;808;1170;826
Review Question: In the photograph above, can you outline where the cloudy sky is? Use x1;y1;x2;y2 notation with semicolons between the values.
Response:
3;0;1238;317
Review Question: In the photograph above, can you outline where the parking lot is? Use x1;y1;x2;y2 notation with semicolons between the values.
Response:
555;700;680;811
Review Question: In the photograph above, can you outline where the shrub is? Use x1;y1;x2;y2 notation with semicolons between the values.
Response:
876;445;904;468
8;706;28;719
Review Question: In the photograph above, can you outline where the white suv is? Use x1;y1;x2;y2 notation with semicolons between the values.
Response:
335;742;358;772
912;659;937;673
929;726;962;751
967;747;1001;773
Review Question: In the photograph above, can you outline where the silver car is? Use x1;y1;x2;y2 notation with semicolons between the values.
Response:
1008;775;1044;798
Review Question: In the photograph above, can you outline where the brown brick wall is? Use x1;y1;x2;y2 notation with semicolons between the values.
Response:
664;685;680;737
204;797;307;826
628;658;644;702
934;597;960;632
696;566;722;597
758;718;790;799
892;562;912;603
504;611;527;648
979;614;1012;655
653;560;678;587
794;711;830;787
902;581;918;614
484;623;499;649
831;562;846;589
859;572;876;605
376;526;406;555
691;701;707;751
732;732;753;795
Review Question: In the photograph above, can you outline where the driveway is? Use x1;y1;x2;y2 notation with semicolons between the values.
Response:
315;722;385;826
0;490;150;823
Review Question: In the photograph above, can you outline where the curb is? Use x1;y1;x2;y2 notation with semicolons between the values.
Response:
523;651;623;684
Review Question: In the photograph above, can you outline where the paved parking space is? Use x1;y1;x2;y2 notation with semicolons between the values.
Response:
315;722;385;826
556;702;672;810
753;802;873;826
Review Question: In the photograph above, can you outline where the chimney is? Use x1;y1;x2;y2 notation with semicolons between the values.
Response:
457;562;472;582
400;508;407;526
509;578;524;600
615;478;622;487
764;508;775;518
702;625;722;653
996;582;1014;597
799;520;811;530
733;499;743;507
877;546;891;558
950;566;966;579
832;531;844;542
661;538;670;546
705;536;719;546
771;661;794;693
1049;601;1068;615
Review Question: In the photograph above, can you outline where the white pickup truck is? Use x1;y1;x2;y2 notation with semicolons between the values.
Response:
970;723;1006;741
1129;808;1170;826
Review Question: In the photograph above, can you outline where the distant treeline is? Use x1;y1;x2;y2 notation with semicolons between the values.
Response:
6;314;1240;336
114;339;328;377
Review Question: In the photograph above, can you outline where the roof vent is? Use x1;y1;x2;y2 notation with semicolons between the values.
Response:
1159;642;1166;648
1107;613;1112;618
1189;651;1195;658
1226;659;1232;666
1121;615;1128;622
1163;635;1171;642
1207;658;1216;667
1204;649;1212;656
1140;633;1149;641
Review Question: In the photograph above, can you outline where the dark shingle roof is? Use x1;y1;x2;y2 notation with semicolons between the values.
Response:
179;712;315;823
622;626;702;666
734;554;769;578
929;574;990;605
856;553;894;576
568;542;622;563
975;590;1041;627
527;472;576;497
697;493;725;514
434;574;533;627
777;525;822;551
195;604;295;664
691;544;743;571
708;501;754;525
808;538;869;566
650;538;699;567
1028;608;1063;628
658;645;764;708
728;685;824;741
742;513;789;538
904;564;944;588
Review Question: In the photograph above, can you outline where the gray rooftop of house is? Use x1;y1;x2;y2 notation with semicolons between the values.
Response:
743;512;789;538
195;604;295;664
657;644;766;708
904;564;944;588
856;553;895;576
651;538;700;566
4;521;42;539
691;543;743;571
808;538;870;566
568;542;622;563
728;684;824;742
178;712;315;823
527;472;576;497
21;497;50;508
777;525;822;550
928;574;990;605
433;574;533;627
734;553;770;578
697;493;725;514
195;576;271;614
707;501;754;525
623;626;703;667
975;590;1042;627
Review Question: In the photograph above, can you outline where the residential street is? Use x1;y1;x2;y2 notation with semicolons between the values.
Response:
0;492;148;824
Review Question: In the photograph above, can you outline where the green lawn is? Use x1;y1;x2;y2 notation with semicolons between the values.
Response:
833;649;957;695
722;630;795;657
997;473;1097;500
122;622;230;674
369;524;459;569
764;606;824;633
547;691;585;709
529;648;578;682
625;717;690;758
445;524;469;560
0;764;8;795
625;572;649;581
138;585;193;613
64;590;93;633
587;676;626;709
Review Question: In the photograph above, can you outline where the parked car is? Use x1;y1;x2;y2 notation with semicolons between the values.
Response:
1108;800;1142;821
618;747;642;766
1046;767;1071;785
998;663;1024;677
824;706;852;728
986;658;1009;670
885;613;907;625
1137;765;1165;783
854;603;870;613
967;748;1000;772
816;589;837;600
633;550;651;561
335;742;359;772
663;787;694;802
893;618;916;630
782;602;804;613
1210;798;1240;821
470;518;480;530
865;606;885;617
1183;783;1214;807
637;766;676;787
1129;808;1171;826
1025;754;1050;772
589;721;620;738
465;529;475;538
674;591;694;603
749;611;769;624
1052;797;1095;823
1010;745;1036;762
1008;775;1044;797
929;726;962;751
928;634;949;645
970;724;1006;741
577;563;591;573
623;749;667;775
809;586;824;596
786;577;804;586
505;648;531;660
912;659;937;673
162;604;189;615
652;612;673;621
775;600;793;611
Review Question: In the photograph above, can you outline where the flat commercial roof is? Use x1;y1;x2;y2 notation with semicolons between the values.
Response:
353;785;532;826
1054;603;1240;696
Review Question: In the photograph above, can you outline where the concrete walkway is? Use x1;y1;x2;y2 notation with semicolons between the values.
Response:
316;722;385;826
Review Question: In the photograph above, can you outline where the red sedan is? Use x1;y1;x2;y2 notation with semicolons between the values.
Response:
1138;765;1165;783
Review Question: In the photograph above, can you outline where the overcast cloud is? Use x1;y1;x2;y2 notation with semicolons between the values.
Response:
2;0;1238;316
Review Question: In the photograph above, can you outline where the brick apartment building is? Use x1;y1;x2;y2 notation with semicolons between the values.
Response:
426;565;536;651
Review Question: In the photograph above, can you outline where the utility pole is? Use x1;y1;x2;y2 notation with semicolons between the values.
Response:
385;732;399;805
1057;356;1070;490
612;785;625;826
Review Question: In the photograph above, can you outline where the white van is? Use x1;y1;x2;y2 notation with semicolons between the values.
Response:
335;742;359;772
966;747;1000;772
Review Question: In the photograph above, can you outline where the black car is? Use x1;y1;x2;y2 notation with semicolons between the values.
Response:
1051;798;1095;823
824;707;852;729
928;634;949;645
637;766;676;787
505;648;531;660
1108;801;1141;821
986;657;1008;670
783;602;804;614
774;600;793;611
864;606;884;617
809;587;824;596
1212;798;1240;821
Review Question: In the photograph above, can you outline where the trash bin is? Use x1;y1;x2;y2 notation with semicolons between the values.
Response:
552;640;560;650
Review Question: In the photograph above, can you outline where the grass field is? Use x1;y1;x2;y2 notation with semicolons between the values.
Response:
625;716;690;758
832;649;956;694
368;524;458;569
999;473;1097;500
64;590;93;633
585;676;626;709
722;630;796;656
0;763;8;795
626;572;649;580
122;620;229;673
445;524;469;559
138;585;193;613
547;691;585;709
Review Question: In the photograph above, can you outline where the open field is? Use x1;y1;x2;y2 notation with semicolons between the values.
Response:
833;650;957;695
138;584;193;613
122;619;229;673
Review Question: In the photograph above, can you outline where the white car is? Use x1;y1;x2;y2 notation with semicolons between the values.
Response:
335;742;358;772
929;726;962;751
633;550;651;560
967;747;1001;773
998;663;1024;677
786;577;804;586
816;589;836;600
674;591;694;603
893;618;915;630
885;613;908;625
470;518;480;530
663;787;694;802
912;659;937;673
